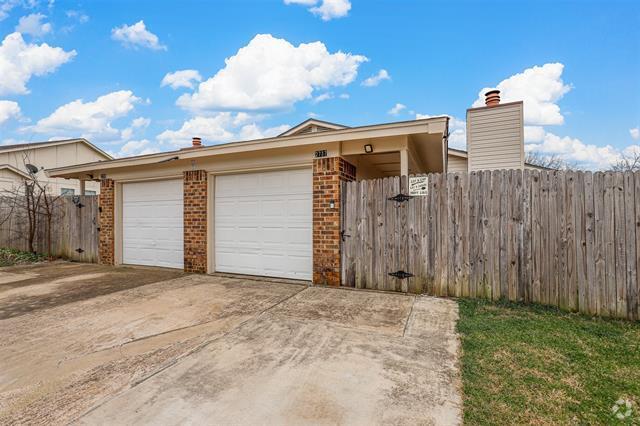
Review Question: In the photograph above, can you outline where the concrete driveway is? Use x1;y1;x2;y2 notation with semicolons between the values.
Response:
0;262;462;425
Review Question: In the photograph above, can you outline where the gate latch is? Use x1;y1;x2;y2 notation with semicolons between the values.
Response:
388;193;413;203
389;270;414;279
340;230;351;242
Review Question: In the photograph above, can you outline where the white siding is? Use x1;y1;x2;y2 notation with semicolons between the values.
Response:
467;102;524;171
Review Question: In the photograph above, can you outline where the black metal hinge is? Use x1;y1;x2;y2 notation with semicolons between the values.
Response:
389;270;414;279
75;248;84;254
388;193;413;203
72;196;84;208
340;230;351;241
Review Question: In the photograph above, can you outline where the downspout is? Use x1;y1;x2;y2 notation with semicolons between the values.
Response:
443;116;450;173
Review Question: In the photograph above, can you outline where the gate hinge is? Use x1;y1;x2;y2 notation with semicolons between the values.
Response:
388;193;413;203
340;230;351;241
75;248;84;253
389;270;414;279
72;196;84;208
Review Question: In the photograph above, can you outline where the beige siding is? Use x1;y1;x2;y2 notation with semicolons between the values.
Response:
467;102;524;171
0;141;106;195
447;154;468;172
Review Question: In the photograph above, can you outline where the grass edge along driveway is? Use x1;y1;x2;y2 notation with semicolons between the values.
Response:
457;299;640;425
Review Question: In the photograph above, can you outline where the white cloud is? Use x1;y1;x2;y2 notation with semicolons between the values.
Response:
361;69;390;87
472;63;571;126
526;131;623;170
524;125;546;143
121;116;150;140
285;0;351;20
15;13;51;37
0;100;21;124
238;123;290;140
338;93;349;99
157;113;290;148
0;32;76;95
161;69;202;90
29;90;141;138
0;0;21;21
111;20;166;51
388;103;406;115
65;10;88;24
630;127;640;140
177;34;367;112
310;0;351;20
115;139;159;158
156;114;236;147
313;92;333;103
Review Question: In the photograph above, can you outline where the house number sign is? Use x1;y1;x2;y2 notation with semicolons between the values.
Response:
314;149;327;158
409;176;428;196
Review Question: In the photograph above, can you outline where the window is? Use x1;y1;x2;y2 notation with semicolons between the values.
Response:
61;188;75;196
85;190;96;196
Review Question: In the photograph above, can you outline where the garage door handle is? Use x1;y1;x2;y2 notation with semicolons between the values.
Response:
340;230;351;242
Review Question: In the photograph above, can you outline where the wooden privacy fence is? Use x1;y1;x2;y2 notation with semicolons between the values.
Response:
341;170;640;320
0;195;99;262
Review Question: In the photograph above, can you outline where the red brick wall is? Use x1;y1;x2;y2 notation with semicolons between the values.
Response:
312;157;356;285
98;179;115;265
183;170;208;273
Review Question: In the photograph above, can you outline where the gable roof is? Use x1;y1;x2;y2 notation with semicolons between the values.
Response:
0;138;112;160
278;118;348;137
0;164;32;179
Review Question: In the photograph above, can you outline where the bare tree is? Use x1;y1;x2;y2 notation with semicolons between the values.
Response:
525;152;576;170
609;151;640;172
0;151;62;256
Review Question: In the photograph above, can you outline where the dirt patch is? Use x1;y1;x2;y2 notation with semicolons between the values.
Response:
0;262;185;319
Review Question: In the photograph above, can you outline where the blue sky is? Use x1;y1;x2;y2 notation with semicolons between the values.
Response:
0;0;638;169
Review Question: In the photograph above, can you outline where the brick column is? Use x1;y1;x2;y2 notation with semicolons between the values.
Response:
98;179;115;265
183;170;208;273
312;157;356;286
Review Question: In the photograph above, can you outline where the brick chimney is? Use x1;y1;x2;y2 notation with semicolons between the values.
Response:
484;89;501;107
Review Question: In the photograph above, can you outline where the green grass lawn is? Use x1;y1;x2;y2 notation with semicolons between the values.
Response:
457;299;640;425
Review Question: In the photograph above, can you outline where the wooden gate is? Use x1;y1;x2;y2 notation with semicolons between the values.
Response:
0;195;99;262
341;170;640;320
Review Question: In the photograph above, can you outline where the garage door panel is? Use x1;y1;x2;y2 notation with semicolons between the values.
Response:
123;179;184;269
215;169;312;280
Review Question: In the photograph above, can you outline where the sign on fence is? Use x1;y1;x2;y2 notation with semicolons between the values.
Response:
409;176;428;196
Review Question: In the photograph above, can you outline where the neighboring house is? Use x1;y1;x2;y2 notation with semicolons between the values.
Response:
48;91;527;285
0;139;112;195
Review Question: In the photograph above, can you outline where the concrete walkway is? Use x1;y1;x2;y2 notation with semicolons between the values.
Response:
0;263;462;425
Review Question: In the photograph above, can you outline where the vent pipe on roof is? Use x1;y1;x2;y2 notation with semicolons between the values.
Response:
181;137;204;151
484;90;501;107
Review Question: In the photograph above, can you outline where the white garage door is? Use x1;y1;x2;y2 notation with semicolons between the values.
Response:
215;169;312;280
122;179;184;269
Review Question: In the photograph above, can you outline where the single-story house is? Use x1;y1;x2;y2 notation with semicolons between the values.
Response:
48;91;528;285
0;138;112;195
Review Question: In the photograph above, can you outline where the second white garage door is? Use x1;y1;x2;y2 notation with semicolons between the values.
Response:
215;169;312;280
122;179;184;269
